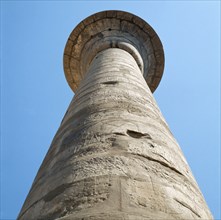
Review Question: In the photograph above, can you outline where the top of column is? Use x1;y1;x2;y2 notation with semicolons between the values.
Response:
63;10;164;93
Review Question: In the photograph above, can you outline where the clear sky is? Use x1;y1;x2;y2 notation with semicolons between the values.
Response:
1;1;220;219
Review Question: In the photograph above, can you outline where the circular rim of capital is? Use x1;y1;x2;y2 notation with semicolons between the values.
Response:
63;10;165;93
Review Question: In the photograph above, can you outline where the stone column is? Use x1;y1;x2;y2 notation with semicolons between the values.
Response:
18;10;213;220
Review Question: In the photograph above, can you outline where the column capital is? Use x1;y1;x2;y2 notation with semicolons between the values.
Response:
63;10;164;93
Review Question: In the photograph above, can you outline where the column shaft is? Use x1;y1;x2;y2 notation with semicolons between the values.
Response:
18;48;212;220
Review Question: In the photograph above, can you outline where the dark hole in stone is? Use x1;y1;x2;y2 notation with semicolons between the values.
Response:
98;32;104;38
102;81;118;85
127;130;151;139
108;28;112;31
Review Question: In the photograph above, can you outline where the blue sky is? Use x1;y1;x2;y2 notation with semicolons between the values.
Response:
1;1;220;219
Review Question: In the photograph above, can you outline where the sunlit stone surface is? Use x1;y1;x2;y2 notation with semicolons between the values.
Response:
18;10;213;220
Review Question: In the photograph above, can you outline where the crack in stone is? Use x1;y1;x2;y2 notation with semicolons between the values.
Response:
126;129;152;139
102;81;118;85
152;152;170;163
174;198;201;218
113;132;126;136
131;152;184;176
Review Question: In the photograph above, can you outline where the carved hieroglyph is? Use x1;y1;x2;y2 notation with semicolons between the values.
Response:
18;10;213;220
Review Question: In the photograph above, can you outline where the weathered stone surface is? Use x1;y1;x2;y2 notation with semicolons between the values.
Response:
64;10;165;93
18;10;213;220
18;48;212;220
